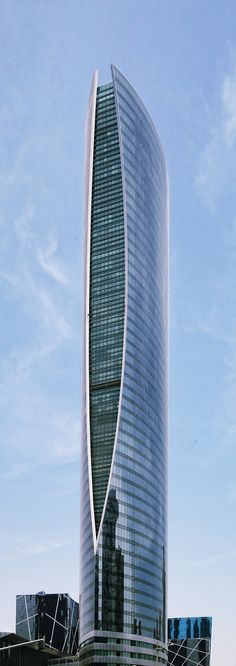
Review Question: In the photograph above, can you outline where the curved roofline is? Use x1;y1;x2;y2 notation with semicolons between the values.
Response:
84;69;98;552
111;64;167;172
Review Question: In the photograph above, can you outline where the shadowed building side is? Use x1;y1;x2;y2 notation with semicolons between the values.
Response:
16;593;79;655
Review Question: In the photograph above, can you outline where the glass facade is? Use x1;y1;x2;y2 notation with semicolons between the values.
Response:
80;65;168;665
168;617;212;665
16;593;79;655
89;83;125;535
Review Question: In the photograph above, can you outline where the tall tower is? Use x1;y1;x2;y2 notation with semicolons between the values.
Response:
79;65;168;665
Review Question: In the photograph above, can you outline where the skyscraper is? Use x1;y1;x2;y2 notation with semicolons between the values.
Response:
79;65;168;665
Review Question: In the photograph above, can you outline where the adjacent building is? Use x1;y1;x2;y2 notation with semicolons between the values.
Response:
16;593;79;655
168;616;212;665
79;65;168;664
0;633;63;665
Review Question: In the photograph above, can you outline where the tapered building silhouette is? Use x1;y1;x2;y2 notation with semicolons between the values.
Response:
79;65;168;665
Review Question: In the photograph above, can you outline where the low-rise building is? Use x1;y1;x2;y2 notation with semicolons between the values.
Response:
168;616;212;665
0;632;63;665
16;593;79;655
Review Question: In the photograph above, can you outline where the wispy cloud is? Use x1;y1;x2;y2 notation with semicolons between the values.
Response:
1;204;73;347
14;205;35;246
196;60;236;210
188;310;236;347
222;65;236;148
37;288;72;340
1;463;29;481
196;128;226;210
5;398;80;466
46;470;80;498
0;535;70;559
0;201;79;476
193;550;236;568
188;308;236;451
38;237;70;286
227;484;236;500
46;414;81;463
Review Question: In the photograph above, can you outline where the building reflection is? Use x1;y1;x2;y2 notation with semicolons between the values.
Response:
101;489;124;632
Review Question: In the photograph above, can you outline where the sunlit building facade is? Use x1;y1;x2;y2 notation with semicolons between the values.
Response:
79;65;168;665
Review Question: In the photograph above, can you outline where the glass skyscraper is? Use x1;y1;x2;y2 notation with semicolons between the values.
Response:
79;65;168;665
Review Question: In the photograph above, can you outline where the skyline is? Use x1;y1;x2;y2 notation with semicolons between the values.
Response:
0;2;236;666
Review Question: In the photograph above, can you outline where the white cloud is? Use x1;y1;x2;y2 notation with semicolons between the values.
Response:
187;306;236;452
196;60;236;210
227;484;236;499
14;205;35;246
193;550;236;568
0;134;32;189
1;463;29;481
189;311;235;347
0;535;70;559
46;414;81;463
0;269;22;292
37;288;72;340
1;204;74;347
38;237;70;286
47;483;79;499
0;204;79;475
196;128;225;211
222;65;236;147
3;392;81;465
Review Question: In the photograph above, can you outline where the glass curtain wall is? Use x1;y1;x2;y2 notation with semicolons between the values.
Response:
79;66;168;666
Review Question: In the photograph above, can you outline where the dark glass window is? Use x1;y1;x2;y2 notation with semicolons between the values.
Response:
89;84;125;534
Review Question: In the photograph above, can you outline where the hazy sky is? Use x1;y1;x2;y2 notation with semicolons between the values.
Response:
0;2;236;665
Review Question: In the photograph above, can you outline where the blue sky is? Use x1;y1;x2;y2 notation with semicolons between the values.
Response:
0;2;236;664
